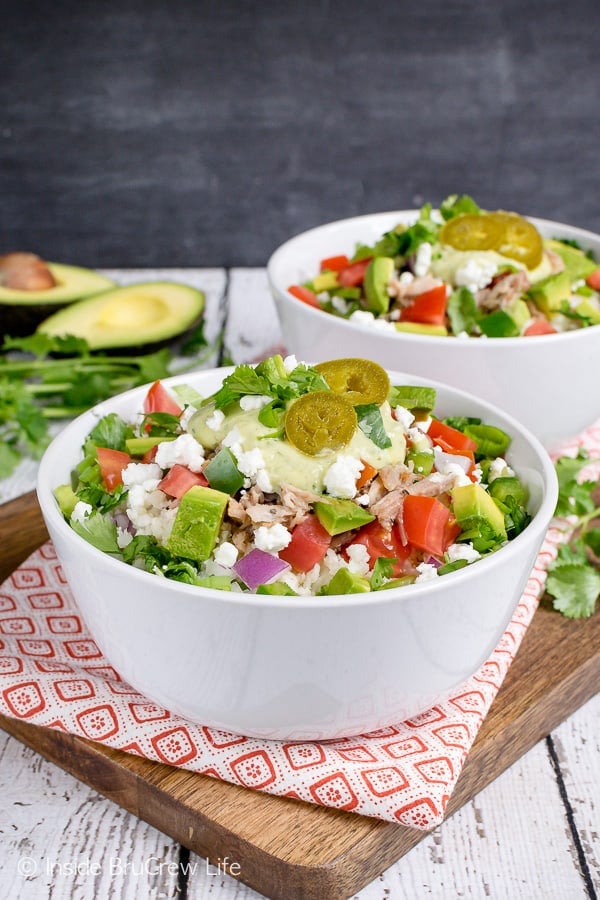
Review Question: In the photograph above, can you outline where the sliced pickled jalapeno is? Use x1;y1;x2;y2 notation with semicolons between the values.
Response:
488;211;543;269
285;391;357;455
439;213;504;251
314;358;390;406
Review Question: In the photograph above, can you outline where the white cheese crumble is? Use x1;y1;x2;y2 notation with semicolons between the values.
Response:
126;483;177;543
331;295;350;314
399;271;415;285
206;409;226;431
240;394;271;411
283;354;298;373
122;462;162;487
415;562;439;582
254;524;292;553
446;542;481;564
394;405;415;431
324;455;363;499
346;543;371;576
407;426;432;452
155;434;205;472
488;457;515;481
213;541;239;568
454;258;497;293
413;242;433;277
71;501;93;525
348;310;397;333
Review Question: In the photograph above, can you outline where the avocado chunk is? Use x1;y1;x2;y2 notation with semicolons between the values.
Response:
311;271;339;293
574;297;600;325
0;262;115;338
527;270;571;316
166;485;229;561
37;281;205;351
54;483;79;519
313;497;375;535
320;567;371;595
452;483;507;542
364;257;394;314
395;322;448;336
545;240;598;282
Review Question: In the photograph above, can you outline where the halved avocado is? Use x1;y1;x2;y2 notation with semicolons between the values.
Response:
36;281;205;351
0;262;116;337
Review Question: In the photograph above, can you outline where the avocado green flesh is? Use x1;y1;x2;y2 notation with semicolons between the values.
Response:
37;281;205;350
166;485;229;561
0;263;115;305
452;483;506;540
527;271;571;316
364;257;394;314
189;402;407;494
313;497;375;535
545;240;598;281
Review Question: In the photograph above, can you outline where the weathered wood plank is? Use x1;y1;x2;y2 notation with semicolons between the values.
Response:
224;269;284;364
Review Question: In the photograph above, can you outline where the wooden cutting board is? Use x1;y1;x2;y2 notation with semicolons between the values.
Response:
1;491;599;900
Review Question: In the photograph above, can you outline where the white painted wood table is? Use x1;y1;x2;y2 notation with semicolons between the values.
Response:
1;269;598;900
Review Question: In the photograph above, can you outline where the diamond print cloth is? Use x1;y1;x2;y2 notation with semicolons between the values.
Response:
1;422;598;828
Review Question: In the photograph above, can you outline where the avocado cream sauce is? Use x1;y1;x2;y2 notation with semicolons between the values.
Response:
189;402;406;493
430;246;553;284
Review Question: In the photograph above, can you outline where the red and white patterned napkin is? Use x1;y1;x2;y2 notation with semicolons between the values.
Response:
1;422;598;829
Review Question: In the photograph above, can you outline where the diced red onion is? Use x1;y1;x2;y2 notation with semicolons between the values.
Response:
425;556;442;568
232;548;290;591
113;512;136;534
434;449;472;473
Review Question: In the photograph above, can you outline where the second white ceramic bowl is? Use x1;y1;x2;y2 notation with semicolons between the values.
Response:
267;211;600;449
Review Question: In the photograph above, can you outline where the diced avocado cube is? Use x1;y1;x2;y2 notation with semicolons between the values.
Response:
395;322;448;336
364;257;395;314
527;270;571;316
478;309;520;338
406;448;434;475
257;583;299;596
313;497;375;535
321;567;371;595
545;240;598;282
166;485;229;561
451;483;507;541
54;484;79;519
574;297;600;325
203;447;245;495
330;286;361;300
194;575;232;591
505;298;531;332
311;271;339;293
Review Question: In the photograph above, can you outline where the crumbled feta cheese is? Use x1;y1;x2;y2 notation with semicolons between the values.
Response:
71;501;93;525
255;467;274;493
356;493;371;506
222;427;243;449
235;447;266;479
415;562;439;582
331;295;350;314
407;426;432;452
122;462;162;487
126;482;177;543
240;394;271;411
349;309;396;332
446;542;481;564
454;258;497;293
283;354;298;373
346;543;371;576
179;405;198;430
413;416;432;433
394;405;415;430
399;271;415;285
254;524;292;553
413;242;433;277
116;527;133;549
472;465;483;483
456;330;470;340
324;456;363;499
213;541;239;568
488;457;515;481
388;308;401;321
155;434;205;472
206;409;226;431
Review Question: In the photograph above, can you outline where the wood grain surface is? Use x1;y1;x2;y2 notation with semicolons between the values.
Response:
1;490;599;900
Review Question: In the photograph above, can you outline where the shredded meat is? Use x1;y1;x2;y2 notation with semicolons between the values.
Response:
476;269;531;312
378;463;419;492
406;472;456;496
279;483;321;527
371;488;405;530
227;482;318;530
545;249;565;273
367;476;387;507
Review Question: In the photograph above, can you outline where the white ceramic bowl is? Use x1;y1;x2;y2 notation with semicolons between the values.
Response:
267;211;600;449
37;367;557;741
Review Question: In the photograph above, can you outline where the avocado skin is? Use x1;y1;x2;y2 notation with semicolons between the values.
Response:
0;262;115;339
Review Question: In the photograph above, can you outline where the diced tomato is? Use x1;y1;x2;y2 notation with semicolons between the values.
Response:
142;444;159;464
403;495;460;558
427;419;478;454
399;284;448;326
346;521;412;576
523;319;558;336
143;381;183;418
320;254;351;272
356;460;377;489
337;258;372;287
287;284;321;308
586;268;600;291
278;515;332;573
97;447;131;492
158;464;209;499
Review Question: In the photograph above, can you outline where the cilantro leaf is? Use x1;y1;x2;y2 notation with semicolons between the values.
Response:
439;194;481;221
447;287;478;335
87;413;133;452
554;451;597;517
70;511;119;553
546;565;600;618
584;527;600;557
355;404;391;449
371;557;398;590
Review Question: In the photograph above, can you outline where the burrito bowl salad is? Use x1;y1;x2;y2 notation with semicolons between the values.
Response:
54;355;533;596
287;195;600;338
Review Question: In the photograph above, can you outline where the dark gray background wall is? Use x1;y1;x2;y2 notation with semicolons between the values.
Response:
2;0;599;267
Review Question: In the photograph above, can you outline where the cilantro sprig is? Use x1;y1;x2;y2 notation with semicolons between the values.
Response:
546;450;600;618
209;355;329;412
0;333;193;479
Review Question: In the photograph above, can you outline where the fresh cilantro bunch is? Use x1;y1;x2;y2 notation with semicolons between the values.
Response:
546;450;600;618
0;333;176;478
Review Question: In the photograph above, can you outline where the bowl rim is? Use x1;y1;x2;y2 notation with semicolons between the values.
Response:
267;209;600;347
37;365;559;611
